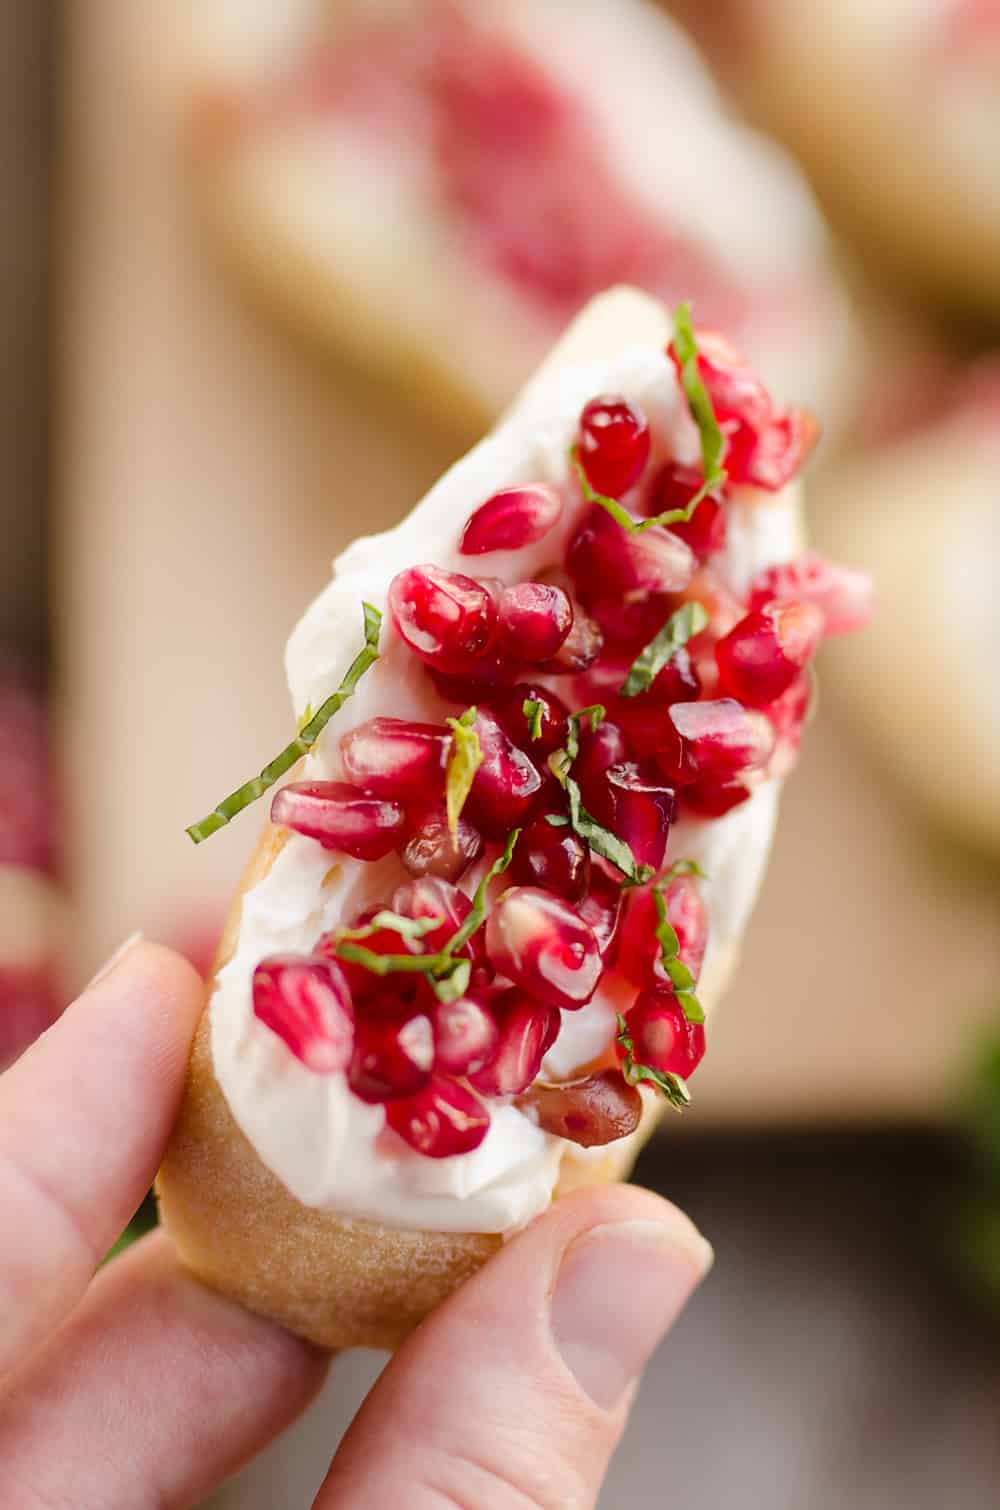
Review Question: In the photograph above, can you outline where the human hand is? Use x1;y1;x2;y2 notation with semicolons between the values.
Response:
0;939;712;1509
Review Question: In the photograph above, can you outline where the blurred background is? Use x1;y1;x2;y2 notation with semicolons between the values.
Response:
4;1;998;1504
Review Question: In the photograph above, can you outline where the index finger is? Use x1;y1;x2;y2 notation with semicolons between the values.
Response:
0;938;202;1375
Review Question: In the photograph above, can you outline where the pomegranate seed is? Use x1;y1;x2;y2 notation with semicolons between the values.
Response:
748;551;874;636
252;955;354;1074
340;716;451;799
465;707;544;837
604;762;676;870
621;989;706;1080
348;1009;434;1103
388;564;497;673
573;719;631;820
430;995;499;1076
386;1076;490;1158
583;592;675;654
540;604;604;674
498;582;573;662
511;814;591;900
616;876;707;990
658;699;774;782
316;905;423;1004
519;1069;643;1147
567;504;695;597
485;886;602;1010
400;801;483;882
271;781;404;860
459;483;563;555
678;329;772;433
428;646;523;702
682;774;752;816
392;875;473;955
578;394;650;497
715;601;824;708
738;408;818;492
766;674;813;750
491;682;569;757
585;644;700;709
467;988;560;1096
578;865;624;956
646;463;727;560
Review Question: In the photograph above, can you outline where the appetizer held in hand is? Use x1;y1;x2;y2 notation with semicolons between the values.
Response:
157;289;871;1348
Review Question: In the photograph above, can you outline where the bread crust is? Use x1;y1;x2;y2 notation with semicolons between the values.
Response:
156;822;654;1350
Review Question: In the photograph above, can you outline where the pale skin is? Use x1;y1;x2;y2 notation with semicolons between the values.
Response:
0;940;712;1509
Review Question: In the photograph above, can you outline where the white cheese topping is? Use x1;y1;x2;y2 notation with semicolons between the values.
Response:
210;295;803;1232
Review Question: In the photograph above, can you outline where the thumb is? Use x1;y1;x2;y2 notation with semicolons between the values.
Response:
315;1184;712;1510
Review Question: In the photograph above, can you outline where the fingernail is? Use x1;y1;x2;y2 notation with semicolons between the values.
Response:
550;1214;713;1411
86;932;144;990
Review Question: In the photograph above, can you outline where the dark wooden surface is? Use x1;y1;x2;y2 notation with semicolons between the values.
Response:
212;1131;1000;1509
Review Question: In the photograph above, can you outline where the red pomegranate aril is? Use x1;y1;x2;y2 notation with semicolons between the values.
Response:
459;484;563;555
578;394;651;497
430;995;499;1076
739;408;818;492
605;762;676;870
386;1076;490;1158
748;551;874;636
340;716;451;799
766;674;813;749
428;646;523;702
715;601;824;708
586;644;700;710
519;1070;643;1147
316;905;421;1003
659;699;774;781
568;504;695;597
348;1009;434;1103
252;955;355;1074
574;719;631;821
583;591;675;654
392;876;473;955
492;682;569;757
485;886;602;1010
400;801;483;882
578;866;625;956
511;814;591;901
465;707;545;837
271;781;404;860
621;989;706;1080
467;988;561;1096
388;564;498;673
498;582;573;662
540;604;603;674
616;876;707;990
682;774;752;817
646;463;727;560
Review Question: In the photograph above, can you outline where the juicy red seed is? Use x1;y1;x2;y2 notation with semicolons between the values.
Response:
739;409;817;492
385;1076;490;1158
388;564;498;673
659;699;774;781
459;484;563;555
428;646;523;702
485;886;602;1010
498;582;573;662
491;682;569;757
605;762;676;870
519;1069;643;1147
766;674;813;749
316;905;422;1003
682;774;752;816
567;504;695;597
579;865;625;956
340;716;451;799
465;707;545;837
584;645;700;709
622;989;706;1079
271;781;404;860
615;876;707;990
675;329;772;431
748;551;874;636
578;394;651;497
539;605;603;674
252;955;355;1074
646;462;727;561
573;719;631;820
430;995;499;1076
392;876;473;955
348;1010;434;1104
715;601;824;708
467;988;561;1096
511;814;591;901
400;802;483;882
582;591;675;654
